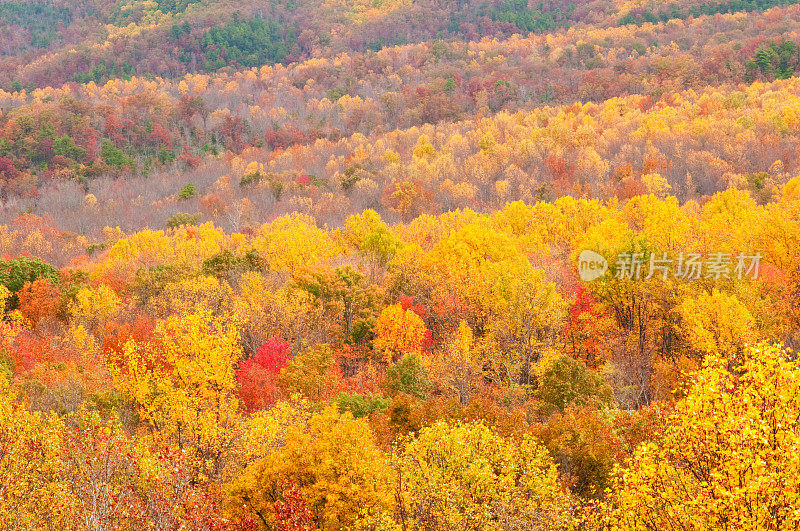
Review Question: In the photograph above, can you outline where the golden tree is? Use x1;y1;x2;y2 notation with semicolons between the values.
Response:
225;405;395;530
433;320;484;405
677;288;757;362
111;306;243;482
0;376;66;529
398;421;574;530
609;343;800;529
374;303;428;362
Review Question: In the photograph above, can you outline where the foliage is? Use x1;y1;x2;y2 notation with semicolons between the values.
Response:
225;406;395;529
178;183;198;200
433;320;485;405
167;212;201;228
100;139;132;168
531;405;619;498
398;421;574;530
200;16;297;70
373;303;427;362
155;0;200;14
236;336;290;410
609;343;800;529
1;0;800;525
0;256;59;310
492;0;575;33
17;277;61;327
0;376;65;529
333;392;390;418
110;306;243;482
278;346;339;401
536;354;613;413
677;289;757;362
619;0;800;26
0;1;71;50
747;39;800;80
384;353;432;399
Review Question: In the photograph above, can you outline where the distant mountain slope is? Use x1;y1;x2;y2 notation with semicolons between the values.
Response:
6;0;799;89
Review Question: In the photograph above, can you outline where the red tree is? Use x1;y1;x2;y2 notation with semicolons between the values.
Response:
236;336;291;410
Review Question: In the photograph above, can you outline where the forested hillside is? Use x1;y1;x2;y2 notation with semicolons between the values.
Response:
2;0;800;529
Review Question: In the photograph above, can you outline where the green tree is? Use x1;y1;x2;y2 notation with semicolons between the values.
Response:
385;353;432;399
100;139;131;168
0;256;59;310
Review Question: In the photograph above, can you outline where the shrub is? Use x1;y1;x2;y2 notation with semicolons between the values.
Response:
166;212;200;228
177;183;197;200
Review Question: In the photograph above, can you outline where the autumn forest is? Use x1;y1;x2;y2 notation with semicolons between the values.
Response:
2;0;800;529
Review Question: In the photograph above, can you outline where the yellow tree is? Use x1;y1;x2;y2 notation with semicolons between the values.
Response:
70;284;121;335
277;346;340;401
433;320;484;405
225;405;395;530
486;265;567;389
574;219;678;408
609;343;800;529
677;288;757;362
0;285;24;352
697;189;760;253
231;271;324;355
374;303;427;362
111;306;243;482
0;375;66;529
402;221;565;389
343;209;402;267
249;213;341;274
756;197;800;342
398;421;573;530
421;222;520;333
151;275;232;318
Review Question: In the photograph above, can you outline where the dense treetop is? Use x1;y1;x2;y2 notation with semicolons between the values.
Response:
2;0;800;528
